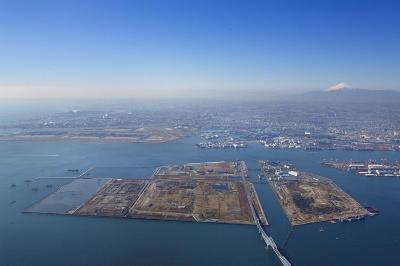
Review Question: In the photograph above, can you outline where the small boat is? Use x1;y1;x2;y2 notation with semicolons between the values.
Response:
319;228;325;232
330;220;337;224
45;184;53;188
365;206;380;216
10;184;16;188
355;215;365;221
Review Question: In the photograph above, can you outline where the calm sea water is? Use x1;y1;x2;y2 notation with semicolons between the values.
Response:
1;137;399;266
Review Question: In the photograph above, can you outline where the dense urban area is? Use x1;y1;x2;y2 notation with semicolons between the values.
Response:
0;101;399;151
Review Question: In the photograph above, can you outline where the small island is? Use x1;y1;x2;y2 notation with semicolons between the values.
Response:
259;161;370;226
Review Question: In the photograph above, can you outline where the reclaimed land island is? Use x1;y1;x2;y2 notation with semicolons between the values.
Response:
259;161;370;226
25;161;268;226
322;159;400;177
0;127;186;144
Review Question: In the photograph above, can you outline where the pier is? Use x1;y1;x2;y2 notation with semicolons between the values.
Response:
78;167;94;178
35;176;76;180
34;167;94;180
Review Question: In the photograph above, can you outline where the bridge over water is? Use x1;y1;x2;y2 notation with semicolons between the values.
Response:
240;161;291;266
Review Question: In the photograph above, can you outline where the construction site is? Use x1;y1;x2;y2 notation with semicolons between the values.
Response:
26;161;267;226
129;177;254;224
152;161;247;179
23;161;291;264
259;161;369;226
75;179;148;217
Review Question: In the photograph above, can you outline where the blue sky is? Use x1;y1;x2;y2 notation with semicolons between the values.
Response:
0;0;399;99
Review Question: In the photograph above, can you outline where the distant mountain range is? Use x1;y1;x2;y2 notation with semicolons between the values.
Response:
300;88;400;103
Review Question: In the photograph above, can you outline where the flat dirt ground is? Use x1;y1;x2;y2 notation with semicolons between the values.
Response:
153;161;245;178
276;180;368;225
129;178;254;224
75;179;147;217
65;161;263;225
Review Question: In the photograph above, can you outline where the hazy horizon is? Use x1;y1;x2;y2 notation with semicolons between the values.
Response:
1;0;399;100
